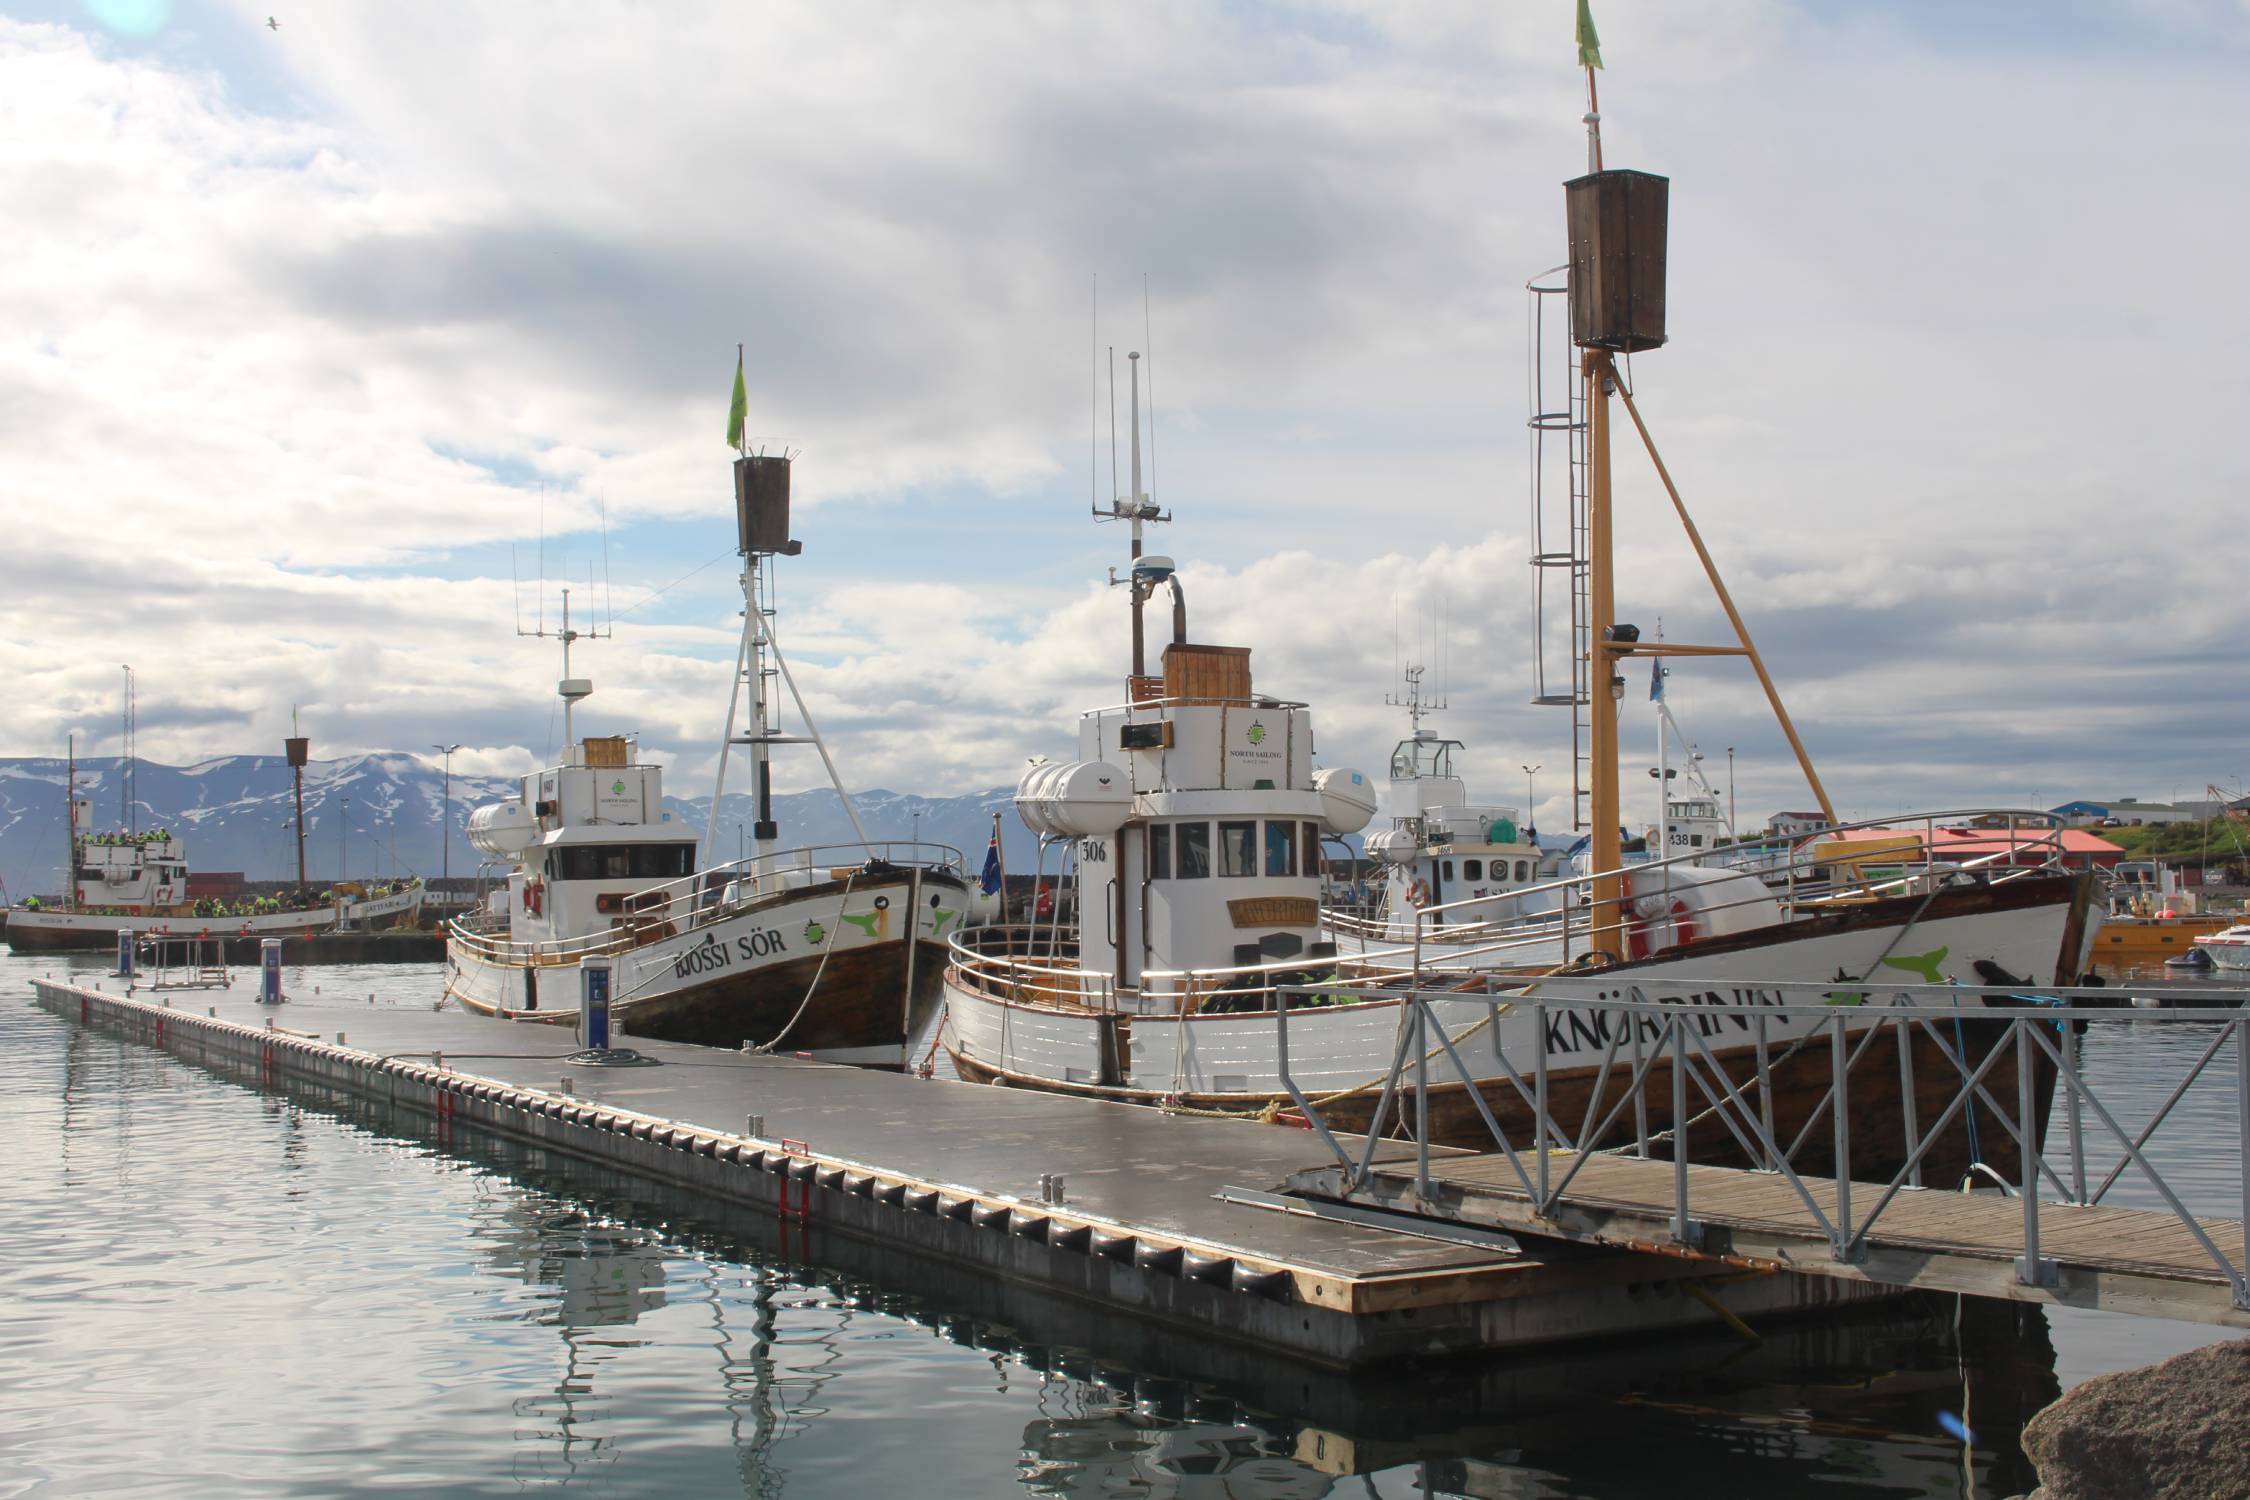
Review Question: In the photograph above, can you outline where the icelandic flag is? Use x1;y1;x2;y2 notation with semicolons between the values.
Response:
980;834;1003;896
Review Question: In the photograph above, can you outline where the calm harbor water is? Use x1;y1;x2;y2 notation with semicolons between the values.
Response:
2;950;2242;1498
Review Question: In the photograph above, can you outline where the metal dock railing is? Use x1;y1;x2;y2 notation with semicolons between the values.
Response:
1276;980;2250;1326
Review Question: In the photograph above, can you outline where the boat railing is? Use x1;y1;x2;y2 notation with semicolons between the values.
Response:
947;924;1119;1010
943;807;2093;1016
1327;807;2089;966
1078;692;1312;717
448;840;967;966
1273;977;2250;1314
946;922;1425;1018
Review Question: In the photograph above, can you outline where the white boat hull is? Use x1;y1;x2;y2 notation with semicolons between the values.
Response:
2197;938;2250;972
946;877;2090;1102
5;905;338;952
447;868;973;1065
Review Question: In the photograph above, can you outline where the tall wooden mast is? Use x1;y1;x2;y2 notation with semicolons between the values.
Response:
1553;85;1834;951
1584;349;1623;946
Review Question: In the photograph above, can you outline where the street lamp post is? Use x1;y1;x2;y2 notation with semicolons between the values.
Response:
340;795;350;883
432;743;461;895
1522;764;1541;839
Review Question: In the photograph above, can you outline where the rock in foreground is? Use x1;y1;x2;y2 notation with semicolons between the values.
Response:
2020;1337;2250;1499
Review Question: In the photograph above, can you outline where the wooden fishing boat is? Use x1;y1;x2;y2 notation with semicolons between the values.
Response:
939;92;2084;1184
445;445;975;1066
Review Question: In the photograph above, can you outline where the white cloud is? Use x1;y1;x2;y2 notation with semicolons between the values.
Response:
2;4;2246;835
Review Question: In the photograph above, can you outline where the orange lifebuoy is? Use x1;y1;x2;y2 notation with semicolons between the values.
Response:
1406;877;1431;908
523;880;543;916
1628;897;1701;960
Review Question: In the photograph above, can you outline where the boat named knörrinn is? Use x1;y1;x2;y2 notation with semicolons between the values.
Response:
939;121;2093;1185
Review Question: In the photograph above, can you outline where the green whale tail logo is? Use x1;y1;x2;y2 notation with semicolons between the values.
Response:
1879;947;1951;985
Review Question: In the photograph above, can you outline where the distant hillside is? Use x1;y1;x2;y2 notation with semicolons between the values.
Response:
0;753;1027;898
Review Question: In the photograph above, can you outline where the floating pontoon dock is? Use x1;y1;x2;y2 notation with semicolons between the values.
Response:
29;976;1878;1370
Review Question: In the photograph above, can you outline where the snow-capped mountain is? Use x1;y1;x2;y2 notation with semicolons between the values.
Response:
0;753;1026;897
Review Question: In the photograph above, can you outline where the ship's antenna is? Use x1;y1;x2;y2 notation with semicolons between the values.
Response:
599;496;615;630
1089;273;1099;517
1385;658;1446;735
1143;274;1156;497
1090;301;1173;680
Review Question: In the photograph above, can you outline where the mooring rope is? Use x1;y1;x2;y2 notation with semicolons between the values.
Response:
746;868;857;1055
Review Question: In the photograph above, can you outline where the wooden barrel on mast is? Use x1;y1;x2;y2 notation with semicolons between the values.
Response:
1564;169;1669;353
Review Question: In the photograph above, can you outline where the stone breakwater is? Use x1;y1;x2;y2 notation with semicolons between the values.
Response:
2015;1337;2250;1499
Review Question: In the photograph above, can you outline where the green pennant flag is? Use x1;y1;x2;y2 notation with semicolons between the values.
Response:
725;349;748;451
1576;0;1602;69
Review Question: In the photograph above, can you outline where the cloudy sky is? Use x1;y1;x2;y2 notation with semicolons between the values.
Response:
3;0;2247;835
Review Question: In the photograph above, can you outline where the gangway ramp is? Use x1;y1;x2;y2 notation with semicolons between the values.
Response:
1287;1150;2250;1328
1272;980;2250;1329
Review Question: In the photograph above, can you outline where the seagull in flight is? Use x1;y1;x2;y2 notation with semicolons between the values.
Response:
267;16;280;29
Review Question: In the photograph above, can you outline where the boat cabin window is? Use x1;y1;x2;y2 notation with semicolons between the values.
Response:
1148;823;1171;880
1388;737;1456;780
1176;822;1211;879
1464;858;1483;881
1303;822;1323;877
1441;859;1454;881
1264;820;1297;877
1218;821;1256;878
1515;860;1531;881
555;843;697;882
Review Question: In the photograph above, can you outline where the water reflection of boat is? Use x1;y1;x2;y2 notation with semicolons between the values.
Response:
1020;1415;1329;1500
472;1198;668;1327
160;1039;2069;1496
